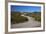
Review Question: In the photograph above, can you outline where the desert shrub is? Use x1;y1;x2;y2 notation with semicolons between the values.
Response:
34;16;41;21
31;12;41;22
11;16;28;24
31;14;36;17
15;16;28;23
11;12;28;24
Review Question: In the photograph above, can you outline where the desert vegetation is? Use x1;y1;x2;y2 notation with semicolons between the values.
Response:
11;11;41;24
11;12;28;24
31;12;41;22
25;12;41;22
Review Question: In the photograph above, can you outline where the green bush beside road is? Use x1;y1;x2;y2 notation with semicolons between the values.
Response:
11;12;28;24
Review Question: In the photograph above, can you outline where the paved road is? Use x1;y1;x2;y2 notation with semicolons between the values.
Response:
11;15;41;28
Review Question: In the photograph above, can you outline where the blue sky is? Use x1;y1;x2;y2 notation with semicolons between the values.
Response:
11;5;41;12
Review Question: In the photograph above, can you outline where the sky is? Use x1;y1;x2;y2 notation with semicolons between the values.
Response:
11;5;41;12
